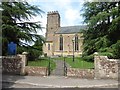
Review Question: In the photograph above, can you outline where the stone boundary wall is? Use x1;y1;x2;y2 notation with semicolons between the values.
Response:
2;56;22;75
67;68;94;79
94;56;119;79
25;66;48;76
2;55;48;76
2;55;119;79
67;56;119;79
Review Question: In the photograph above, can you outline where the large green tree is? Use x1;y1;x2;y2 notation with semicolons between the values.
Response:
27;36;44;60
1;0;44;55
82;2;120;60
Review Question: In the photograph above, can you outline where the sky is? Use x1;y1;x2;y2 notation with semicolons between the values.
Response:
27;0;85;36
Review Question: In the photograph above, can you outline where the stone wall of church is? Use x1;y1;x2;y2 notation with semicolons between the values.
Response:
53;33;83;56
43;42;53;57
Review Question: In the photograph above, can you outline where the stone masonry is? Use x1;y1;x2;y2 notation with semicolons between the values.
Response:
2;55;119;79
67;68;94;79
67;56;119;79
94;56;119;79
2;56;22;75
25;66;48;76
2;55;48;76
43;11;85;57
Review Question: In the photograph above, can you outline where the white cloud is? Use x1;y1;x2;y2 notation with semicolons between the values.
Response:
64;9;80;26
27;0;84;35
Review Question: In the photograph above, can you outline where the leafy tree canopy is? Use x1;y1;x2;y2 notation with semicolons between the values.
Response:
1;0;45;55
81;2;120;60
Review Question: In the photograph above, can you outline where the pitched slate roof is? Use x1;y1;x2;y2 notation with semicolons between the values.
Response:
56;25;87;34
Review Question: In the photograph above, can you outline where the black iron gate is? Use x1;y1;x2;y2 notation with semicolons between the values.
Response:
48;57;51;76
64;57;67;76
48;57;67;76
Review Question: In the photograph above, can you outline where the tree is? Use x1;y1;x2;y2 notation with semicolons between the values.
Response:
27;36;45;60
1;0;44;55
81;2;120;60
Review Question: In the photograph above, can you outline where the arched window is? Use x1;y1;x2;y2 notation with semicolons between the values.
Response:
59;35;63;50
75;35;79;51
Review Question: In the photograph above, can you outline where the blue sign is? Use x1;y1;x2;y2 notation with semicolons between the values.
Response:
8;42;17;55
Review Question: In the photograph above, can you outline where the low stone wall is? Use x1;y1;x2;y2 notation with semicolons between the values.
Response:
67;68;94;79
94;56;119;79
25;66;48;76
2;56;22;75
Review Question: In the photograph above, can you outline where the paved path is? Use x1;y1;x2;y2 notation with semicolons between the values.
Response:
50;60;64;76
2;75;119;88
51;60;70;76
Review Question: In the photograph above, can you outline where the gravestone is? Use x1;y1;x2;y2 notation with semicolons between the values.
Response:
8;42;17;55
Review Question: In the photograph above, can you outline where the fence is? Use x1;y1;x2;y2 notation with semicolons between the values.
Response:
48;57;51;76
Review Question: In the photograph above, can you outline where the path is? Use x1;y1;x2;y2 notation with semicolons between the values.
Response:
51;60;70;76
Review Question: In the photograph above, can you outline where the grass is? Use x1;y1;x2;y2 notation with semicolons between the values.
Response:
28;57;56;71
28;57;94;69
53;57;94;69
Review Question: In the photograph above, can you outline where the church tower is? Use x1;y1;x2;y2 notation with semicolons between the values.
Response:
44;11;60;56
46;11;60;41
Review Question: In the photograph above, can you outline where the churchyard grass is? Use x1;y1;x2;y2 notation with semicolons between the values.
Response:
28;57;56;71
53;57;94;69
65;57;94;69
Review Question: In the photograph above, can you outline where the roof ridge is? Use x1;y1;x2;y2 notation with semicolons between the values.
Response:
61;25;87;28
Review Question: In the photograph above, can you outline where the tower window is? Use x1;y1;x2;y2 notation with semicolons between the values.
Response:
59;35;63;50
48;44;50;50
75;35;79;51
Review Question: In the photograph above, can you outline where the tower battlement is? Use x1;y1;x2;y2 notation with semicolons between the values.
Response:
47;11;59;15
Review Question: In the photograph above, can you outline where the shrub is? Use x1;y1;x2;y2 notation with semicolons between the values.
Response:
82;54;94;62
98;52;114;59
110;40;120;59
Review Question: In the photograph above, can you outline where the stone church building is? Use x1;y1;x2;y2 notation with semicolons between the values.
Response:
43;11;87;57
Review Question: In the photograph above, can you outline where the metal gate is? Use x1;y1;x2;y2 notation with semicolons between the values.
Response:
48;57;67;76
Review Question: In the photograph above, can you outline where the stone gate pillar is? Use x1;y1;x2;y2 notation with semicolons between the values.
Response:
17;52;28;75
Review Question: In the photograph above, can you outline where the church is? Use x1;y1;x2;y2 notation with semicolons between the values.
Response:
43;11;87;57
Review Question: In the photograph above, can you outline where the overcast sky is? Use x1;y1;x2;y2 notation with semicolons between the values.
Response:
27;0;85;36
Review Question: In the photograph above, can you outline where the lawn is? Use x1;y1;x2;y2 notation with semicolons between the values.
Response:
28;57;56;71
53;57;94;69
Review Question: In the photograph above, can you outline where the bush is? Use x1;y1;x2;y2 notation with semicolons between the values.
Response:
82;54;94;62
27;49;41;61
98;52;114;59
110;40;120;59
44;53;47;57
98;47;109;52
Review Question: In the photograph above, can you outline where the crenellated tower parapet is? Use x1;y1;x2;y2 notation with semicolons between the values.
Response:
47;11;59;15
